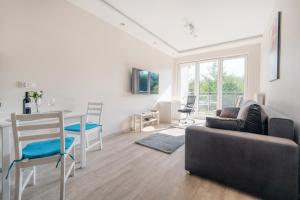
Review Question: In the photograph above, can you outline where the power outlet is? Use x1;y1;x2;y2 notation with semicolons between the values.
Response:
17;81;36;88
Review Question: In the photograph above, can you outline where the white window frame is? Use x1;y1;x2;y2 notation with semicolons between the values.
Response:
177;54;248;116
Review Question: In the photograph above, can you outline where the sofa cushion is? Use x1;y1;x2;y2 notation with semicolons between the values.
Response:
242;104;263;134
237;100;264;134
237;100;256;120
206;117;242;131
220;107;240;118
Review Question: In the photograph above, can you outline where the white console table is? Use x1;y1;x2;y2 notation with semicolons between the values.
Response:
133;111;159;131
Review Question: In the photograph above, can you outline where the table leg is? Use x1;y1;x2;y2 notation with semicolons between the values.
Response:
140;115;143;132
1;127;11;200
80;115;87;168
134;115;136;132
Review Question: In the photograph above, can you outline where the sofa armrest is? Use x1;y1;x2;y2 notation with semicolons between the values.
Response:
185;126;298;200
206;117;242;131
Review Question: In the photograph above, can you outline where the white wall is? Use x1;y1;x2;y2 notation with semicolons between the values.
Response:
173;44;261;101
0;0;173;135
260;0;300;137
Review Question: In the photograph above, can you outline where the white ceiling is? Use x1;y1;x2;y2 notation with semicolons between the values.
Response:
67;0;275;57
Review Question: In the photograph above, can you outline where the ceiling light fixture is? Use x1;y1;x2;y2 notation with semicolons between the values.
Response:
184;21;197;38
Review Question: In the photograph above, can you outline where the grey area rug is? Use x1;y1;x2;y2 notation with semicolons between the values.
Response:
135;130;185;154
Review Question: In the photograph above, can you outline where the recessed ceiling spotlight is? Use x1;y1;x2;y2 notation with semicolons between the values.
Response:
120;22;126;26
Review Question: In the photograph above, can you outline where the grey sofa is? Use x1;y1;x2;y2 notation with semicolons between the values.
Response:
185;102;299;200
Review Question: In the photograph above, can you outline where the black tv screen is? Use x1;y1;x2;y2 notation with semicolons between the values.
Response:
131;68;159;94
138;70;149;93
150;72;159;94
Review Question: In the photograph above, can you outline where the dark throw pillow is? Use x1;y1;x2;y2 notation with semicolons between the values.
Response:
220;107;240;118
241;104;263;134
206;117;243;131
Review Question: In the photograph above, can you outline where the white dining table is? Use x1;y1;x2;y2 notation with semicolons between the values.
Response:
0;111;87;200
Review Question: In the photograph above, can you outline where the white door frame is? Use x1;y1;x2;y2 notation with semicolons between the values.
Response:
219;55;248;108
177;54;248;115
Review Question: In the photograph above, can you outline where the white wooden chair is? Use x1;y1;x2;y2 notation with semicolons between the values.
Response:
65;102;103;152
10;111;75;200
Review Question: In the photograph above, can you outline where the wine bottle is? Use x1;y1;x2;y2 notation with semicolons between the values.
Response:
23;92;31;114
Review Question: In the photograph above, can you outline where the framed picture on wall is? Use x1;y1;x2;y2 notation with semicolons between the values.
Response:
269;11;281;81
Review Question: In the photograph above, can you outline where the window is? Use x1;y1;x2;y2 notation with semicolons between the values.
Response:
222;57;245;108
178;56;246;117
179;62;196;103
198;60;218;115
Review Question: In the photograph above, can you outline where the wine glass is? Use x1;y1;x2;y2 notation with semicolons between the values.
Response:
47;97;56;111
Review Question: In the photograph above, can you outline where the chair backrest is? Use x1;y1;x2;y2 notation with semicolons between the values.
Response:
186;96;196;109
86;102;103;125
235;95;244;108
11;112;65;160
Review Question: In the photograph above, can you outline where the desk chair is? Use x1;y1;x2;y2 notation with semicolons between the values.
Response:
235;95;244;108
178;96;196;124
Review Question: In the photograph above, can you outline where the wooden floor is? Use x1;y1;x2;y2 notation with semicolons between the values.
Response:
4;126;259;200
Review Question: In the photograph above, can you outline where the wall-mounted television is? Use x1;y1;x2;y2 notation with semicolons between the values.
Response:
131;68;159;94
150;72;159;94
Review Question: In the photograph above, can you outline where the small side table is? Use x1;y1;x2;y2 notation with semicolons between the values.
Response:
133;110;160;132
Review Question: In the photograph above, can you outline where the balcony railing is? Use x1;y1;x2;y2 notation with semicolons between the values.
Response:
183;92;243;115
198;93;217;114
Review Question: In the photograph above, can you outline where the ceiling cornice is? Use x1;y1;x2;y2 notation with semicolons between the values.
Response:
178;35;262;53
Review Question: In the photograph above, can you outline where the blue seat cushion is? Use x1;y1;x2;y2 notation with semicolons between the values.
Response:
22;137;75;159
64;123;101;132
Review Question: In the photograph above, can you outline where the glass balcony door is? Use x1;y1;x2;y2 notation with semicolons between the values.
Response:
179;62;196;103
221;57;246;108
179;56;246;117
198;60;219;116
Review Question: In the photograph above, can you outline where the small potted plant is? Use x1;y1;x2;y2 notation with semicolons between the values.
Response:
29;90;44;113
